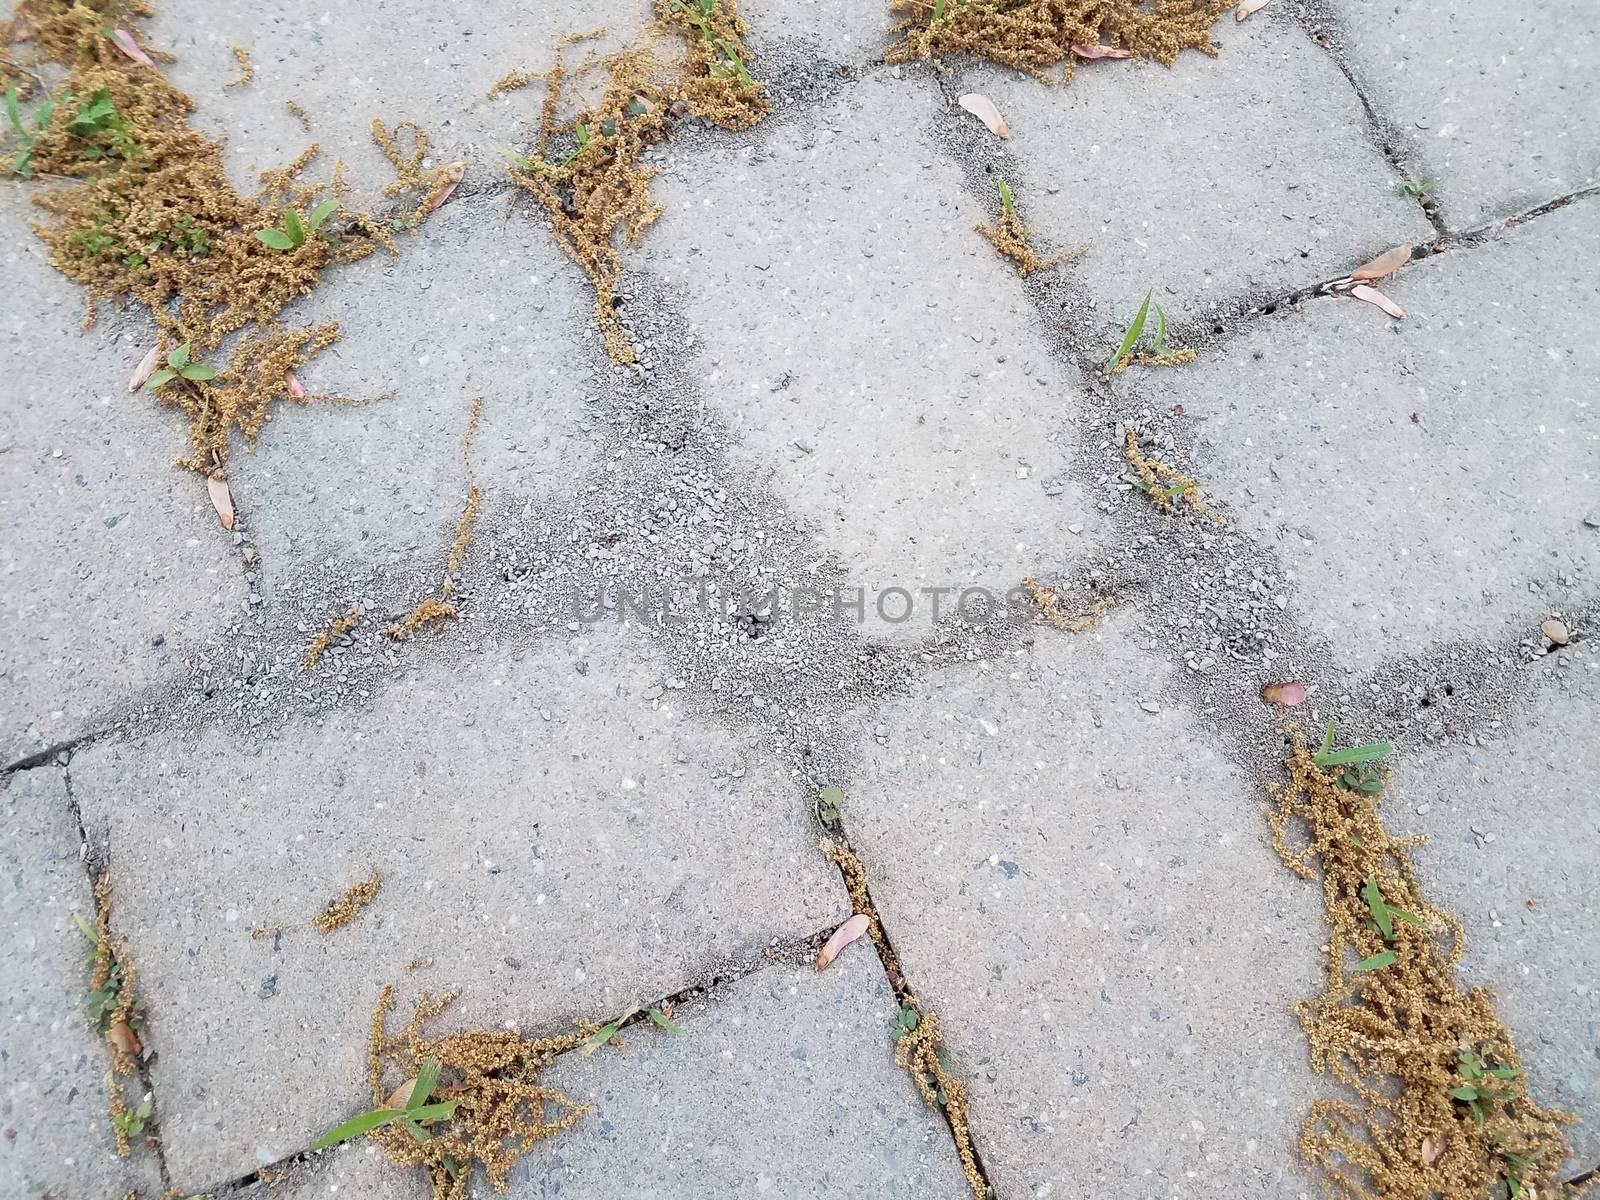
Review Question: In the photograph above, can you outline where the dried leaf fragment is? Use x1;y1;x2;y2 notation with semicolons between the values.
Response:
418;161;467;217
816;913;871;971
107;1021;141;1056
108;28;154;68
957;93;1009;139
1071;43;1133;60
128;345;161;392
285;369;305;399
1351;244;1412;282
1541;618;1570;646
1261;680;1307;707
1236;0;1271;20
384;1078;416;1110
1349;283;1406;319
206;474;235;530
1421;1132;1448;1165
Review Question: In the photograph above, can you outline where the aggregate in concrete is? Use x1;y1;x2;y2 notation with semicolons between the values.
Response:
67;633;844;1191
0;767;163;1200
846;616;1326;1199
638;72;1102;637
1132;198;1600;676
530;955;973;1199
1392;636;1600;1167
1318;0;1600;230
0;197;243;767
947;11;1434;346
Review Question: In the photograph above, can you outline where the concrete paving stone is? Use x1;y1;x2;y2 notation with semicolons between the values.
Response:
144;0;650;197
214;1142;420;1200
1392;639;1600;1166
1322;0;1600;230
1135;198;1600;676
0;195;244;767
525;954;972;1198
741;0;894;64
639;72;1100;637
234;194;601;578
67;632;843;1192
954;13;1434;344
846;615;1326;1198
0;767;163;1200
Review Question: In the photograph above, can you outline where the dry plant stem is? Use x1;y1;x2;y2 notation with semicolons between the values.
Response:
976;210;1075;277
10;2;451;473
1270;736;1585;1200
1123;428;1220;522
302;604;360;670
366;985;602;1200
388;397;481;640
887;0;1230;81
225;43;251;87
313;868;382;934
1020;577;1114;632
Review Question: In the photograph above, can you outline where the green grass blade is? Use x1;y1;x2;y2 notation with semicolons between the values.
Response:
310;1107;404;1150
996;177;1014;221
931;0;948;25
580;1022;619;1056
1315;742;1393;768
409;1056;441;1109
1354;949;1397;972
5;85;26;140
648;1009;683;1034
1361;877;1393;940
1105;290;1152;373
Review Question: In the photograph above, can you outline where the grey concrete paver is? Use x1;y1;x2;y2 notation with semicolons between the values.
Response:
1136;198;1600;676
1322;0;1600;230
67;632;843;1191
846;615;1325;1199
742;0;893;65
144;0;649;196
216;1143;419;1200
0;197;244;767
1393;638;1600;1165
0;767;163;1200
639;72;1101;636
235;194;601;577
528;954;970;1198
955;12;1433;345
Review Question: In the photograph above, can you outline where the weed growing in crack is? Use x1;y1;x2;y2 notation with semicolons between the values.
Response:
1122;429;1218;522
255;196;339;250
1106;289;1195;373
976;177;1077;277
313;1054;459;1151
79;872;150;1156
1312;721;1393;795
887;0;1230;83
1397;177;1438;205
1268;730;1581;1200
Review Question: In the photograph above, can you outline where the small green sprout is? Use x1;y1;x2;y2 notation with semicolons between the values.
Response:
996;177;1016;222
5;83;55;177
114;1093;155;1138
931;0;950;25
147;343;217;389
311;1055;458;1150
256;197;339;250
711;38;754;84
889;1003;919;1040
1105;290;1153;374
1360;876;1424;942
500;148;536;171
647;1007;683;1033
1313;721;1393;792
1396;178;1437;203
66;89;141;162
817;785;845;829
1449;1046;1520;1126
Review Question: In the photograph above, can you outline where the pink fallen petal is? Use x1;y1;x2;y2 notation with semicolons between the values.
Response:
1260;680;1307;707
128;344;161;392
815;913;870;972
1071;43;1133;60
109;28;155;68
1349;283;1406;319
957;93;1009;139
1236;0;1271;20
206;474;235;531
285;370;305;399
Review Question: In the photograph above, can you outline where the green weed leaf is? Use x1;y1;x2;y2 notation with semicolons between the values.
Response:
648;1008;683;1033
256;228;295;251
282;208;306;246
1361;877;1393;940
167;342;190;368
996;177;1015;221
1315;741;1393;768
310;1100;456;1151
5;85;25;140
306;197;339;232
1106;290;1152;374
580;1022;619;1056
147;367;176;388
1354;950;1397;972
179;363;215;381
409;1056;442;1109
